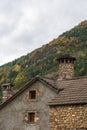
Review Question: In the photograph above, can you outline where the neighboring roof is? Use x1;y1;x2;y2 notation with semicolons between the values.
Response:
49;76;87;106
0;76;58;110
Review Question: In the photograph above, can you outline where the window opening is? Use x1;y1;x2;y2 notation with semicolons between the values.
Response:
28;112;35;123
29;90;36;99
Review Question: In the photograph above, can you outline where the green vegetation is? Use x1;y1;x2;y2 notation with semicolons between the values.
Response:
0;20;87;91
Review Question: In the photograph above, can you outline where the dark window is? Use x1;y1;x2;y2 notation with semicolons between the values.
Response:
28;112;35;123
66;59;68;63
29;90;36;99
62;59;64;63
70;60;71;63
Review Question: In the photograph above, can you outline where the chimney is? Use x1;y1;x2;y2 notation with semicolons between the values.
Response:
1;83;13;102
57;54;76;79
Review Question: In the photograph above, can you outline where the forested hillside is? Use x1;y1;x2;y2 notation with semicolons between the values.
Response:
0;20;87;90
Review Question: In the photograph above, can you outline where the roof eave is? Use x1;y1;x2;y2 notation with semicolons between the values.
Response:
49;102;87;106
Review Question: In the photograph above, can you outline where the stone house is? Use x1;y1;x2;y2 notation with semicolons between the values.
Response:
0;76;58;130
0;54;87;130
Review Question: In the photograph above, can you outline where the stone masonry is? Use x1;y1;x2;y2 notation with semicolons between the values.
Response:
57;55;76;79
50;105;87;130
58;61;74;79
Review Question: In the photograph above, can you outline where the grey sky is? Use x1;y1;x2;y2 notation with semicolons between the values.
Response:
0;0;87;65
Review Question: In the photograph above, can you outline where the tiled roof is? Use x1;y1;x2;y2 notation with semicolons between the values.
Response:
49;77;87;106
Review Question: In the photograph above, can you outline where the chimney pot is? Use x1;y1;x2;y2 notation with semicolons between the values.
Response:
1;83;14;102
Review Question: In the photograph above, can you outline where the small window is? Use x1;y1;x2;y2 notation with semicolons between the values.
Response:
29;90;36;99
28;112;35;123
66;59;68;63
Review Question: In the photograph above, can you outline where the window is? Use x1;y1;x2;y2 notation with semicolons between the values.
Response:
28;112;35;123
29;90;36;99
24;111;39;124
66;59;68;63
62;59;64;63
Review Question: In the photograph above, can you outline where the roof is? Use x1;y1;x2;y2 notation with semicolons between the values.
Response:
0;75;87;109
49;76;87;106
0;76;58;110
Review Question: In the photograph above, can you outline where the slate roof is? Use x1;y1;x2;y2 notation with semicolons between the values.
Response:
49;77;87;106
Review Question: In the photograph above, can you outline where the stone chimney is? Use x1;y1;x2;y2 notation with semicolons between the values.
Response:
1;83;13;102
57;54;76;79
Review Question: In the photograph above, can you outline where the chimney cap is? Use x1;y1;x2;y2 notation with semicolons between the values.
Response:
57;54;76;61
2;83;14;88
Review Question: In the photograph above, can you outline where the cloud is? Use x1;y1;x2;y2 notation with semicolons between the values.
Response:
0;0;87;65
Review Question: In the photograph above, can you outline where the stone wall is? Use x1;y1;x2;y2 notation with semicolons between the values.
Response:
50;105;87;130
58;62;74;79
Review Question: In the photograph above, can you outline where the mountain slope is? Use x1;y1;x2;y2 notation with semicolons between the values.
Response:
0;20;87;89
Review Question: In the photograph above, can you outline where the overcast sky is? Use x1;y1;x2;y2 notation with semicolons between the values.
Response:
0;0;87;66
